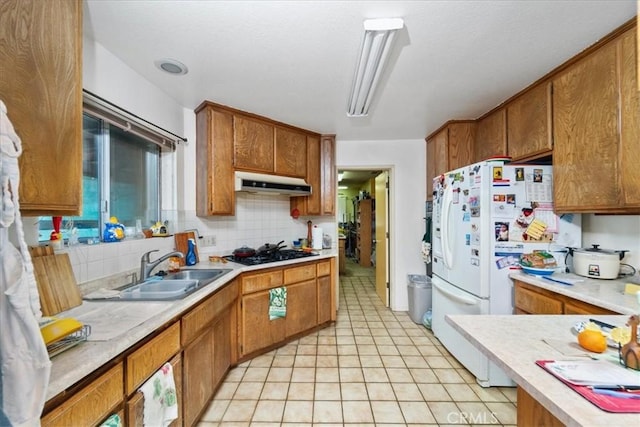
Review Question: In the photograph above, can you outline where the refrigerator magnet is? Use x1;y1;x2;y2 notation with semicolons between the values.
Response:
515;167;525;181
492;166;503;181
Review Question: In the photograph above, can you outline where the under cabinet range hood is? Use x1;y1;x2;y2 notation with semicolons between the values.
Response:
234;171;312;196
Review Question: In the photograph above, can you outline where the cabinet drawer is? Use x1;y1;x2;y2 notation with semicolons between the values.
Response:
182;280;239;345
126;322;181;395
242;269;283;294
514;285;563;314
317;260;331;277
284;263;316;284
564;300;618;315
42;363;123;427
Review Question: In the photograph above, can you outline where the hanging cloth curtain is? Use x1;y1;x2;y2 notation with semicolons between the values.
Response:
0;100;51;425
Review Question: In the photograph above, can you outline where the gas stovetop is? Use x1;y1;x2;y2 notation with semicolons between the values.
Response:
223;249;318;266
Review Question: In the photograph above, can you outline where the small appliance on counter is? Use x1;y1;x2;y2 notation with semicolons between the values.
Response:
568;245;630;279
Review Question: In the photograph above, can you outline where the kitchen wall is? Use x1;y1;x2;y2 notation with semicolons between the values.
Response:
582;214;640;273
337;139;427;312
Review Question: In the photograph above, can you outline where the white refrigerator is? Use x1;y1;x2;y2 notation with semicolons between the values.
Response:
431;160;581;387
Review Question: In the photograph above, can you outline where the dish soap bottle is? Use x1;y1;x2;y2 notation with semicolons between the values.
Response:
185;238;197;266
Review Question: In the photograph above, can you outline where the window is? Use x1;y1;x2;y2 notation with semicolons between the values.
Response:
38;92;182;243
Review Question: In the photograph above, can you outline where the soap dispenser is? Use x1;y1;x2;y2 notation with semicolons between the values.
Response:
185;238;197;266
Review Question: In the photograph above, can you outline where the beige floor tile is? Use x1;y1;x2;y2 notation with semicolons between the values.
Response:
298;335;317;345
336;335;356;345
418;383;453;401
224;368;246;382
337;344;358;355
249;352;274;367
360;354;384;367
399;401;437;424
317;335;336;345
497;386;517;402
221;400;257;422
315;366;339;382
391;335;413;345
396;345;421;356
260;382;290;400
370;328;391;337
368;321;385;329
362;366;389;382
338;354;361;367
427;401;463;424
316;345;337;355
339;367;365;382
392;382;424;401
271;355;295;367
402;355;430;369
290;367;315;382
251;400;285;422
444;383;481;402
266;367;292;382
366;382;396;400
410;368;439;383
241;367;269;382
418;345;445;356
314;382;341;400
296;344;317;355
233;382;263;399
373;336;395;346
293;355;316;367
377;345;400;356
312;401;343;423
315;354;338;367
426;355;453;369
371;400;405;423
287;382;314;400
382;355;406;367
356;344;379;355
433;368;466;383
341;382;369;400
214;381;238;399
354;334;375;344
386;367;414;383
335;328;354;336
457;368;477;383
342;400;375;423
282;400;313;423
200;398;229;421
485;401;517;425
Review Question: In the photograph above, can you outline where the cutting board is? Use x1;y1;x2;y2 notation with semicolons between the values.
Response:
32;254;82;316
174;232;199;266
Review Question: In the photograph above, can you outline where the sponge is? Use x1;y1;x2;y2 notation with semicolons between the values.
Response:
624;283;640;295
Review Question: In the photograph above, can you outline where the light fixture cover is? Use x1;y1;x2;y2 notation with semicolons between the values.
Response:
347;18;403;117
154;58;189;75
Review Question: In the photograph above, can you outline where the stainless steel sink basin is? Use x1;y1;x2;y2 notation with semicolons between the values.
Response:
119;269;232;301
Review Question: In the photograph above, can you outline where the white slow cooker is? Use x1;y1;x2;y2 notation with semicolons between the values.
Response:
569;245;627;279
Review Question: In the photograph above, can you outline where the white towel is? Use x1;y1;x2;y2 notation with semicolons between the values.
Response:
139;362;178;427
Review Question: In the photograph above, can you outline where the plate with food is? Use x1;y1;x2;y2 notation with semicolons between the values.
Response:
520;265;557;276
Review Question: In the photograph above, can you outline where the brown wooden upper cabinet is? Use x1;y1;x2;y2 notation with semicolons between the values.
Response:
473;108;507;162
426;122;474;200
234;115;275;173
506;82;553;161
553;25;639;213
1;0;83;216
195;101;333;216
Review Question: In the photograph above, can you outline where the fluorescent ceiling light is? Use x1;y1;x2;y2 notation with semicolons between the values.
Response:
338;185;349;190
338;172;344;181
347;18;403;117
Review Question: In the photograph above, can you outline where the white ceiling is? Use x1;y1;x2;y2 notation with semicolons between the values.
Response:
84;0;637;141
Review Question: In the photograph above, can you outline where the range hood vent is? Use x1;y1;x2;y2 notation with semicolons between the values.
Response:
234;171;312;196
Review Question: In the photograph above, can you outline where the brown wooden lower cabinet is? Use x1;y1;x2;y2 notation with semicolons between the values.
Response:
514;280;618;314
317;275;332;324
41;363;123;427
126;353;183;427
517;386;563;427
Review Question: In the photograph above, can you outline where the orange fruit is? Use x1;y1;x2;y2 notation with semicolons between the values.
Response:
577;329;607;353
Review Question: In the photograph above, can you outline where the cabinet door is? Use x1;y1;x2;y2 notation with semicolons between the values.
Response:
474;108;507;162
234;115;274;172
321;135;336;215
619;27;640;208
317;275;332;325
291;135;321;215
126;354;183;427
286;279;318;338
447;122;475;170
212;304;235;389
1;0;82;216
195;105;235;215
182;327;214;427
241;290;286;356
41;363;123;427
513;282;562;314
426;136;436;200
506;82;552;160
553;41;619;211
275;127;307;177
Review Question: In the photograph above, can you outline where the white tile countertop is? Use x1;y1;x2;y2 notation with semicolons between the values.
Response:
45;249;337;401
446;314;640;427
510;271;640;314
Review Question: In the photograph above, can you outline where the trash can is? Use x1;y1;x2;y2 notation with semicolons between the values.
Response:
407;274;432;324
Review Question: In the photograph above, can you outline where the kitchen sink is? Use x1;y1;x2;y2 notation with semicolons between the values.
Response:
119;269;232;301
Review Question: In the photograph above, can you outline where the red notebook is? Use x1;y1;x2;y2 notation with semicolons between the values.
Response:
537;360;640;413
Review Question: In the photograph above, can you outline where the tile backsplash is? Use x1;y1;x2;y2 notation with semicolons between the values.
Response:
53;192;336;291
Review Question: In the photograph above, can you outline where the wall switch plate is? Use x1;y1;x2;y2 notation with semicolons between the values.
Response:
201;235;216;247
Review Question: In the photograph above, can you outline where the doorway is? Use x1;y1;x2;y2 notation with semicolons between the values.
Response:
337;168;390;307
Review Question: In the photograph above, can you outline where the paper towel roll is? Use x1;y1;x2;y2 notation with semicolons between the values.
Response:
312;226;323;250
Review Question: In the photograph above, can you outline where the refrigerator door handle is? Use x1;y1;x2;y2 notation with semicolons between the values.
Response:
440;185;454;269
433;281;478;306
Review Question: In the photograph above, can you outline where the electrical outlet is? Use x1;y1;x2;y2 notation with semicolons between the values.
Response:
201;235;216;247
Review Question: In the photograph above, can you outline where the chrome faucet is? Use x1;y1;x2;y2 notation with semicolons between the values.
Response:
139;250;184;282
